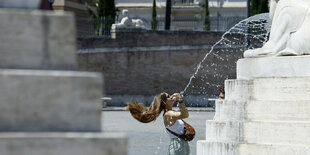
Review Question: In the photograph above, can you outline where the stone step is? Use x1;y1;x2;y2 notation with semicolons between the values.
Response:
239;143;310;155
198;141;310;155
0;132;127;155
197;140;239;155
237;56;310;80
225;78;310;101
215;100;310;121
244;121;310;145
214;100;246;121
0;69;102;132
246;100;310;121
0;9;77;70
225;79;250;101
206;120;243;142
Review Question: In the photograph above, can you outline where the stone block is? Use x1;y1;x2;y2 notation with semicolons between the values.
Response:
225;79;251;101
237;56;310;80
239;143;310;155
0;9;77;70
197;140;239;155
244;121;310;145
0;132;128;155
206;120;243;142
226;78;310;101
250;77;310;101
247;100;310;121
215;100;310;121
0;69;102;132
214;100;247;121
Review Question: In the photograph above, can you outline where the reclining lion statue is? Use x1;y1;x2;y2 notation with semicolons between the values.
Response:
244;0;310;57
111;9;145;30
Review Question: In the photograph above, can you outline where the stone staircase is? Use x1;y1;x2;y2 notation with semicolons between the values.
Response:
0;8;127;155
197;56;310;155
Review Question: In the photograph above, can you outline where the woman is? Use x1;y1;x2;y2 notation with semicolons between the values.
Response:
126;92;190;155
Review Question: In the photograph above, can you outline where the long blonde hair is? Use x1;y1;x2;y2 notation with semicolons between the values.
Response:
125;92;167;123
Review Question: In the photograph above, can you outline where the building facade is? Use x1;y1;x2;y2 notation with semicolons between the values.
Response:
115;0;248;31
52;0;248;33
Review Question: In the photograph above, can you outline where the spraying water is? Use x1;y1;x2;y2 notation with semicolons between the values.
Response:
153;13;272;155
180;13;271;97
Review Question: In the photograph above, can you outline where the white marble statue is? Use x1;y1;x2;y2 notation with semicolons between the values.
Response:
111;9;145;30
244;0;310;57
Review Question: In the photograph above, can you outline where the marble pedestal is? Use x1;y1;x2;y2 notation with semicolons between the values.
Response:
197;56;310;155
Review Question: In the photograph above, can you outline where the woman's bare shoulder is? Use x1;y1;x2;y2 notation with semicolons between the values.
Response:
164;110;174;117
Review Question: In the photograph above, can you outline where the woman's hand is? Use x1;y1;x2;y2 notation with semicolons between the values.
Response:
171;93;182;102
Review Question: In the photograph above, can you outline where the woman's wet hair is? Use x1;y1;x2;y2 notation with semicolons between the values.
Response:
125;92;167;123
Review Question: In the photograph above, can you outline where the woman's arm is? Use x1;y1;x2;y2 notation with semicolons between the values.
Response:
166;94;189;120
176;101;189;118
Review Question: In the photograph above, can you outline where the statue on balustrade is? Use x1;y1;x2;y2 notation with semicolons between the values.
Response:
111;9;145;30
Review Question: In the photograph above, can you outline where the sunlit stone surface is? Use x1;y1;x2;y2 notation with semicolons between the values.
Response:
244;0;310;57
197;56;310;155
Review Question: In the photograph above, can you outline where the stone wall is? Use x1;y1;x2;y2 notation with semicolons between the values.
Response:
77;30;245;106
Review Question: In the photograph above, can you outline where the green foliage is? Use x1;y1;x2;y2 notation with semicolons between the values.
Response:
151;0;157;30
85;0;116;36
204;0;210;31
250;0;269;16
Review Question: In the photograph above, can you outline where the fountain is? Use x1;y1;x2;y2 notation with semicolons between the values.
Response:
196;0;310;154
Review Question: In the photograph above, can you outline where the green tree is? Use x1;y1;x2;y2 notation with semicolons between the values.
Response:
204;0;210;31
85;0;116;36
250;0;269;16
165;0;171;30
151;0;157;30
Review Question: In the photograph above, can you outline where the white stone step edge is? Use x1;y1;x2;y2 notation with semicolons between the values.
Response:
225;79;251;101
197;140;240;155
237;56;310;80
244;120;310;145
215;99;310;121
206;120;244;142
239;142;310;155
197;140;310;155
246;100;310;121
225;78;310;101
214;100;247;121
